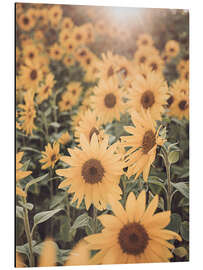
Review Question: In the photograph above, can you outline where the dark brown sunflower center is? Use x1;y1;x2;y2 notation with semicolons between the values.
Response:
30;69;37;80
119;67;128;78
72;89;76;95
170;48;175;52
68;44;73;49
142;130;156;154
76;34;82;40
51;154;56;161
118;222;149;255
185;72;189;80
86;58;91;65
141;90;155;109
167;95;174;108
178;100;188;111
107;66;114;77
82;159;104;184
142;39;148;45
29;52;34;59
139;56;146;64
65;23;69;28
150;62;158;71
79;50;87;57
54;12;58;18
23;17;29;25
89;127;99;142
44;86;49;94
65;100;70;106
104;93;116;108
55;50;59;55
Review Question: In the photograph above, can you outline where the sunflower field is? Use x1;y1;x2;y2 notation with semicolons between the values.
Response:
15;3;189;267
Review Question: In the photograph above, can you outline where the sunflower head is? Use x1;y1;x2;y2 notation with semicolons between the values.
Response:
40;142;61;170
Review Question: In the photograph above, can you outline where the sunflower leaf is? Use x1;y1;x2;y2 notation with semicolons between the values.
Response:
168;150;180;164
33;208;63;228
16;206;24;219
171;182;189;199
25;173;49;194
70;213;91;234
180;221;189;241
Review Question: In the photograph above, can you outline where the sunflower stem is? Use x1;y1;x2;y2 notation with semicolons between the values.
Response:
93;206;98;233
49;167;54;235
166;161;172;210
22;197;34;267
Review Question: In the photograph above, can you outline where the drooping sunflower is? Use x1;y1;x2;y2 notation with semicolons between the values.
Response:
121;110;165;180
134;46;159;66
37;73;55;104
136;33;154;48
96;51;119;81
165;40;180;58
18;13;36;31
74;109;104;144
85;191;181;264
61;17;74;31
49;5;63;27
58;131;71;145
91;77;126;124
40;142;61;170
127;72;168;121
20;60;43;90
16;152;32;197
49;43;63;61
18;91;36;135
56;133;124;210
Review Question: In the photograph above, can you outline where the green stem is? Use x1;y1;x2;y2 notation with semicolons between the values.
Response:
49;168;54;236
93;206;97;233
23;197;34;267
165;160;172;210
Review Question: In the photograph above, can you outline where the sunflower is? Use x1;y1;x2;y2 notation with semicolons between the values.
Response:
63;55;75;67
127;72;168;121
59;29;72;46
36;8;48;26
82;23;95;43
56;133;124;210
72;26;86;46
147;54;164;74
91;77;126;124
22;44;39;63
74;109;104;144
137;33;154;48
84;61;100;83
61;17;74;31
121;110;165;180
20;60;43;90
134;46;159;66
74;47;91;64
165;40;180;58
18;91;36;135
80;51;97;70
34;30;45;42
37;73;55;104
64;239;90;266
58;92;75;112
18;13;36;32
115;55;134;82
40;142;61;170
180;63;189;81
161;52;172;64
177;59;189;75
49;43;63;61
16;152;32;197
85;191;181;264
63;38;77;55
49;5;63;27
26;8;37;21
96;51;118;81
58;131;71;145
67;81;83;101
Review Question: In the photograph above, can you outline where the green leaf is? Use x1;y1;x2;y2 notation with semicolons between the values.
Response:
173;247;188;258
18;201;34;211
168;150;180;164
70;213;91;234
180;221;189;241
25;173;49;194
16;206;24;219
16;241;37;257
21;147;42;154
166;213;182;233
148;178;166;195
20;160;30;171
49;122;60;128
171;182;189;199
33;208;63;227
49;192;67;209
159;126;167;139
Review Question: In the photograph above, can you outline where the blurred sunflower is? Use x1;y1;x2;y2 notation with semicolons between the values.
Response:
84;62;100;83
49;43;63;61
63;55;75;67
36;8;48;26
137;33;154;48
16;152;32;197
26;8;37;22
147;54;164;74
121;110;165;180
134;46;159;66
61;17;74;31
37;73;55;104
16;253;26;267
23;44;39;63
180;64;189;81
177;59;189;75
49;5;63;27
165;40;180;58
58;92;75;112
63;38;77;55
20;60;43;90
67;81;83;101
82;23;95;43
59;29;71;46
86;191;181;264
74;47;90;64
40;142;61;170
91;77;126;124
56;133;123;210
18;13;36;31
127;73;168;121
80;52;97;70
34;30;45;42
115;56;134;82
18;91;36;135
58;131;71;145
74;109;104;144
161;52;172;64
72;26;86;46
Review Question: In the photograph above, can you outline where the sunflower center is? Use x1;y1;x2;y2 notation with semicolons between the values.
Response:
72;89;76;95
142;39;148;45
118;222;149;255
141;90;155;109
139;56;146;64
23;17;29;25
170;48;174;52
82;159;104;184
29;52;34;59
65;100;70;106
178;100;188;111
104;93;116;108
76;34;82;41
51;154;56;161
79;50;87;57
30;69;37;80
150;62;158;71
89;127;99;142
44;86;49;94
119;67;128;78
185;72;189;80
55;50;59;55
142;130;156;154
107;66;114;77
167;95;174;107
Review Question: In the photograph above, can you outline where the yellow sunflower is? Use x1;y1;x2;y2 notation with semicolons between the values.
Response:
147;54;164;74
165;40;180;58
58;131;71;145
63;55;75;67
134;46;159;66
74;109;104;144
161;52;172;64
180;63;189;81
18;13;36;31
137;33;154;48
61;17;74;31
85;191;181;264
127;72;168;121
82;23;95;43
37;73;55;104
72;26;86;46
63;38;77;55
40;142;61;170
20;60;43;90
84;61;100;83
80;51;97;70
56;133;124;210
16;152;32;197
59;29;72;46
74;47;91;64
22;44;39;63
36;8;48;26
91;77;126;124
49;5;63;27
96;51;118;81
18;91;36;135
177;59;189;75
49;43;63;61
115;55;134;82
67;81;83;101
58;92;75;112
121;110;165;180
